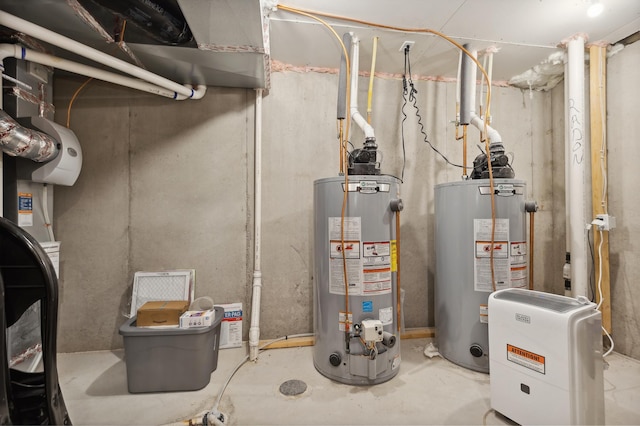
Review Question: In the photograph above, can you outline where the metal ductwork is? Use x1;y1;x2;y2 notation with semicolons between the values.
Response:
0;109;59;163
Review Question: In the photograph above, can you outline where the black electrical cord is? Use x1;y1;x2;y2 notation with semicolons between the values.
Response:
400;50;409;182
402;47;467;170
588;228;596;302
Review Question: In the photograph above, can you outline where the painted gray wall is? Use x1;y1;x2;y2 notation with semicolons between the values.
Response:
51;42;638;360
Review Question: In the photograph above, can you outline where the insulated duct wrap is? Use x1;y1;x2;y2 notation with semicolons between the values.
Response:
0;110;59;162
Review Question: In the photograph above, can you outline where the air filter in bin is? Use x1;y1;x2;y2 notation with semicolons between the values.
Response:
129;270;194;317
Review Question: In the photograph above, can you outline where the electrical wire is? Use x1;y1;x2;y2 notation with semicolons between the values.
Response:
597;49;608;215
402;47;467;172
66;19;131;128
596;228;605;311
42;184;55;242
205;333;314;424
66;76;94;128
602;325;614;357
592;227;615;357
588;228;596;302
482;408;495;426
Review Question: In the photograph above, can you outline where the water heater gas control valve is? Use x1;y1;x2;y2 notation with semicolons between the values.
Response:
361;319;384;342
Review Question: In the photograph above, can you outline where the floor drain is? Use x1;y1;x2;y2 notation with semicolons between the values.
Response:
279;379;307;396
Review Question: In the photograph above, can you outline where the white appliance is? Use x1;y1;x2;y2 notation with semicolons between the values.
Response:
488;288;604;425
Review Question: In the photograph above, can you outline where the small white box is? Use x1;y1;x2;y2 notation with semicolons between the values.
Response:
217;303;242;349
361;319;384;342
180;310;216;328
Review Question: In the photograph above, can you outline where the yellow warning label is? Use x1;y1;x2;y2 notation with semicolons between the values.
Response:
390;240;397;272
507;344;546;374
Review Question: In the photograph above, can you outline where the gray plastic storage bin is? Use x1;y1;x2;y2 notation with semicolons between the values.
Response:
119;306;223;393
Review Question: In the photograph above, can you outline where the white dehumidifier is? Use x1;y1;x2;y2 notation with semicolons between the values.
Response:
488;288;604;425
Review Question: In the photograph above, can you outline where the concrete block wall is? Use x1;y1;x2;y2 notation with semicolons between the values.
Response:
53;80;252;352
51;41;639;359
607;41;640;359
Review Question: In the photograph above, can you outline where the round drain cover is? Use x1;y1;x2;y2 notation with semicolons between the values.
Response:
279;379;307;396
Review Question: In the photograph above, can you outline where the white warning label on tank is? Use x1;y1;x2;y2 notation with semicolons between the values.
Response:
329;217;363;295
474;219;510;292
363;241;392;295
379;306;393;326
510;241;528;289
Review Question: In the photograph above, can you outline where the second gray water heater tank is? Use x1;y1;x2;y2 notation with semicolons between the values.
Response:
434;178;527;373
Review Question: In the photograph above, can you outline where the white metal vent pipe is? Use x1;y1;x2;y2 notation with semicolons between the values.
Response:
249;89;263;361
349;35;375;139
566;36;589;298
0;11;205;100
0;44;204;100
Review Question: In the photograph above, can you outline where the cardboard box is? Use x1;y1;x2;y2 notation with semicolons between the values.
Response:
136;300;189;327
217;303;242;348
179;309;216;328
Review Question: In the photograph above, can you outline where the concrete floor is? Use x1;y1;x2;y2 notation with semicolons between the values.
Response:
57;338;640;425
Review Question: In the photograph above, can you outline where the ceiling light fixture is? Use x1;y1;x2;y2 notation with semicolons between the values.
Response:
587;1;604;17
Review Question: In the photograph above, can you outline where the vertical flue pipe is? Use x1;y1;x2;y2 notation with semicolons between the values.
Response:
249;89;263;361
349;36;375;139
566;37;589;298
563;57;572;296
459;44;473;125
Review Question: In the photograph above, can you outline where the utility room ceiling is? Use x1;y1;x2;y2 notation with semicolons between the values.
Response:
0;0;639;91
270;0;640;89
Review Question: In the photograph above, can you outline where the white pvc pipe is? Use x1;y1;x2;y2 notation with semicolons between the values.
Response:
0;11;205;99
479;54;487;111
249;89;263;361
456;50;464;105
563;57;572;296
349;36;375;139
463;47;504;144
0;44;205;100
468;48;477;116
566;36;589;298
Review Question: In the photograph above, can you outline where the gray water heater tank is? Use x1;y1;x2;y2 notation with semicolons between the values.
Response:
313;175;402;385
434;178;527;373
